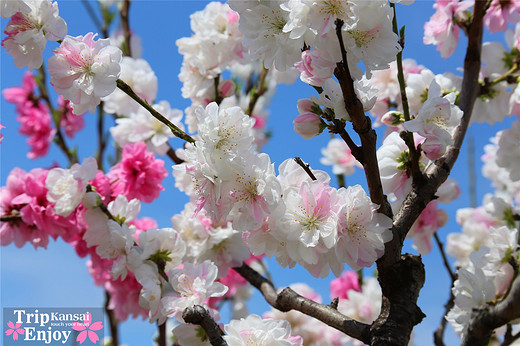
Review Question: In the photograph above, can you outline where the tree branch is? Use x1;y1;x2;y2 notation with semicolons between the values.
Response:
233;263;371;344
182;305;227;346
104;290;119;346
120;0;132;57
246;66;269;116
371;2;486;345
294;157;317;181
333;19;391;217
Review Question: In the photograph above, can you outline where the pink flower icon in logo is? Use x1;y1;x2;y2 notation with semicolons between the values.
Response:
5;321;24;340
72;313;103;344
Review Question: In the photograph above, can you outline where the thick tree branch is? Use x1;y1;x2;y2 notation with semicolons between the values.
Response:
182;305;227;346
233;263;371;344
333;19;391;217
370;2;486;345
462;276;520;346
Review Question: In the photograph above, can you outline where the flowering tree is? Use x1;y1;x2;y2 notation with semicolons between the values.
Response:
2;0;520;345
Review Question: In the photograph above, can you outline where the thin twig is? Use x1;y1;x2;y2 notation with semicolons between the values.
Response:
246;66;268;116
120;0;132;57
167;146;184;165
105;290;119;346
434;233;456;282
116;79;195;143
294;157;317;181
36;64;78;165
81;0;104;36
390;3;424;186
96;101;106;171
0;214;22;223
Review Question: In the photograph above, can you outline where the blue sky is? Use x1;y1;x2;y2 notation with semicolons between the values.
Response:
1;1;516;345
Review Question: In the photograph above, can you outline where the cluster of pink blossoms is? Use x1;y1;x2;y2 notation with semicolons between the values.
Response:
3;72;54;159
3;73;85;159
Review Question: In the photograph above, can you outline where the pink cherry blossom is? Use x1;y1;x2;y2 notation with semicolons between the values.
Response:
407;201;448;255
484;0;520;33
2;71;36;105
321;138;363;176
108;142;168;203
58;96;85;138
3;71;55;159
330;270;361;300
106;271;148;321
424;0;474;58
18;103;55;159
48;32;122;115
0;167;78;249
335;185;393;271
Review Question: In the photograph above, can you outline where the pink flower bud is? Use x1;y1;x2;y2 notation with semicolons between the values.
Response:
297;98;314;113
218;79;236;98
293;112;321;139
295;49;335;87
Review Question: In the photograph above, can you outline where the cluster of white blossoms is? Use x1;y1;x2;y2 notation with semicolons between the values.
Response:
177;2;245;105
173;102;393;278
444;125;520;337
46;157;98;217
229;0;402;77
110;100;185;156
98;41;186;156
2;0;67;70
